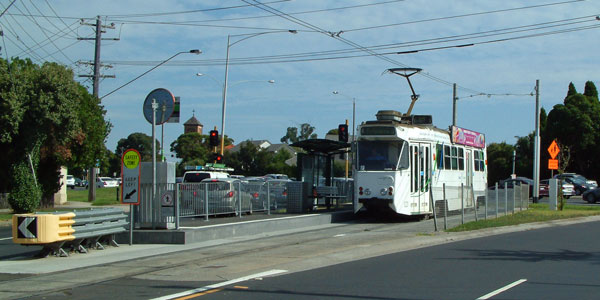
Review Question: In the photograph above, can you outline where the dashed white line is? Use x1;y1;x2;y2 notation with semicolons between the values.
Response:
149;269;287;300
477;279;527;300
0;237;12;241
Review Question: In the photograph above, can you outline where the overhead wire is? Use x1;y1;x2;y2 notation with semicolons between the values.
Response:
108;0;405;24
15;1;76;65
241;0;592;96
242;0;481;94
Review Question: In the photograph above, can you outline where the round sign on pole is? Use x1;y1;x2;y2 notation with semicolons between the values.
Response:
143;88;175;125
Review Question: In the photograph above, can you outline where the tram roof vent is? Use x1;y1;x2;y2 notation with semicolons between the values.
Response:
376;110;403;122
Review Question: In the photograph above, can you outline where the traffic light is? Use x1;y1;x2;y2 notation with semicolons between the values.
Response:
338;124;348;142
213;153;223;163
209;130;219;147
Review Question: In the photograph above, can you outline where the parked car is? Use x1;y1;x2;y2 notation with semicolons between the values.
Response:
182;171;229;183
554;173;598;188
96;177;119;188
75;177;88;187
540;179;574;199
560;177;593;195
247;179;289;210
494;177;534;196
201;178;251;214
583;188;600;203
66;175;75;189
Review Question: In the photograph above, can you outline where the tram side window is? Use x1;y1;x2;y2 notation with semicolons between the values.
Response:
451;146;458;170
458;148;464;170
444;145;451;169
474;150;486;172
474;150;480;171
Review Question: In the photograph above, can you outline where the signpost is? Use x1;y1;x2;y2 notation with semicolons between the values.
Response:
121;149;141;245
548;140;560;171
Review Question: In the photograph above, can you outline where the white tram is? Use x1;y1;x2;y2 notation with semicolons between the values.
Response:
354;110;487;216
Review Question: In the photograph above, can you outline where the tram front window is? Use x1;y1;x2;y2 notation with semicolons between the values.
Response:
358;140;406;171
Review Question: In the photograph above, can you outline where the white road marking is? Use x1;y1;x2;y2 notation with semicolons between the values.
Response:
149;269;287;300
477;279;527;300
0;237;12;241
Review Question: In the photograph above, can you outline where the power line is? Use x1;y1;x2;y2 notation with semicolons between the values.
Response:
108;0;405;24
342;0;586;33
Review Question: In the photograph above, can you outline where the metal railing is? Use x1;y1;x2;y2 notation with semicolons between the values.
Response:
431;183;530;231
136;180;355;228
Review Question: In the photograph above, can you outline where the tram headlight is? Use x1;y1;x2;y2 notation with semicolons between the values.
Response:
380;188;387;196
365;188;371;196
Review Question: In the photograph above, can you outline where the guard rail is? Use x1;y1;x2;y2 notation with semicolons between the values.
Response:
12;208;128;257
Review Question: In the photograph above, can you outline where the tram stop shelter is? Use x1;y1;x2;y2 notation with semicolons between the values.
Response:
291;139;351;210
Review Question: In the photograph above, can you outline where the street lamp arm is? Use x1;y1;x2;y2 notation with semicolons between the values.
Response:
101;49;201;99
229;30;297;48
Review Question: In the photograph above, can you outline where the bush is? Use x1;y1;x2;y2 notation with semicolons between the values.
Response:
8;160;41;213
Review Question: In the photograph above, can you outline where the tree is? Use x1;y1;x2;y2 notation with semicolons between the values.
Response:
486;142;514;186
0;58;109;209
226;142;295;177
280;123;317;144
115;132;158;162
544;82;600;180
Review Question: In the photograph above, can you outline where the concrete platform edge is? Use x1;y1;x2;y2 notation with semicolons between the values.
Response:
115;211;355;245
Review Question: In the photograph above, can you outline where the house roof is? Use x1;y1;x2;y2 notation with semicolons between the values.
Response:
183;116;203;126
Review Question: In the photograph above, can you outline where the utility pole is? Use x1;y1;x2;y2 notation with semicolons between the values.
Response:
452;83;457;127
78;16;117;202
533;80;541;203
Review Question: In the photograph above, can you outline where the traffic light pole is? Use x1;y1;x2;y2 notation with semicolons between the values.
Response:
345;119;349;180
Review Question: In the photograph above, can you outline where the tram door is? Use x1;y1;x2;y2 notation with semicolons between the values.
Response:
410;143;431;212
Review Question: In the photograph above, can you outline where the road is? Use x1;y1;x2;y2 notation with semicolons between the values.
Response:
4;215;596;300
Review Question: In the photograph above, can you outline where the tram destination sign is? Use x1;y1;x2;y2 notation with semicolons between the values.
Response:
451;126;485;148
361;126;396;136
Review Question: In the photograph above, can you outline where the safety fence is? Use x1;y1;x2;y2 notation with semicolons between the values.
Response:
430;183;530;231
136;180;354;228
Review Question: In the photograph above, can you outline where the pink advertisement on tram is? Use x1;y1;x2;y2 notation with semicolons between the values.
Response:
451;126;485;148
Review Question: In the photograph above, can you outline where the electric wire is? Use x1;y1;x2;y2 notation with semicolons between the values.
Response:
105;15;597;66
342;0;585;33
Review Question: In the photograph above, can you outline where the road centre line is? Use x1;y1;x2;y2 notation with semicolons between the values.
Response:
149;269;287;300
476;279;527;300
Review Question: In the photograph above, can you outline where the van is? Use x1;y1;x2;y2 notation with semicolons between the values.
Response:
182;171;229;183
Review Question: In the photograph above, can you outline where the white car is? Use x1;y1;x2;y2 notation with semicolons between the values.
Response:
66;175;75;189
96;177;119;188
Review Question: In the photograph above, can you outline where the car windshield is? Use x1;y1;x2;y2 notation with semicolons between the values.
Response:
358;140;408;171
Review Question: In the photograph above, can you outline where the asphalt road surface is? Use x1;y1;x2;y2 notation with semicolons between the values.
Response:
21;219;600;300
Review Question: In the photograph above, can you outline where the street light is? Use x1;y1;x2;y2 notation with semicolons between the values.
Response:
220;30;297;154
101;49;202;99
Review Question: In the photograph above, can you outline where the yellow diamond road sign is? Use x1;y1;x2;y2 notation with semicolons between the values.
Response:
548;140;560;159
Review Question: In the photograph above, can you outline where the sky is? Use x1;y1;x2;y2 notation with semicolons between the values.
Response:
1;0;599;162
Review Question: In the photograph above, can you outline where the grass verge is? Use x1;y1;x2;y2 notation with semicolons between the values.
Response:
0;188;121;222
67;187;120;205
447;203;600;232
